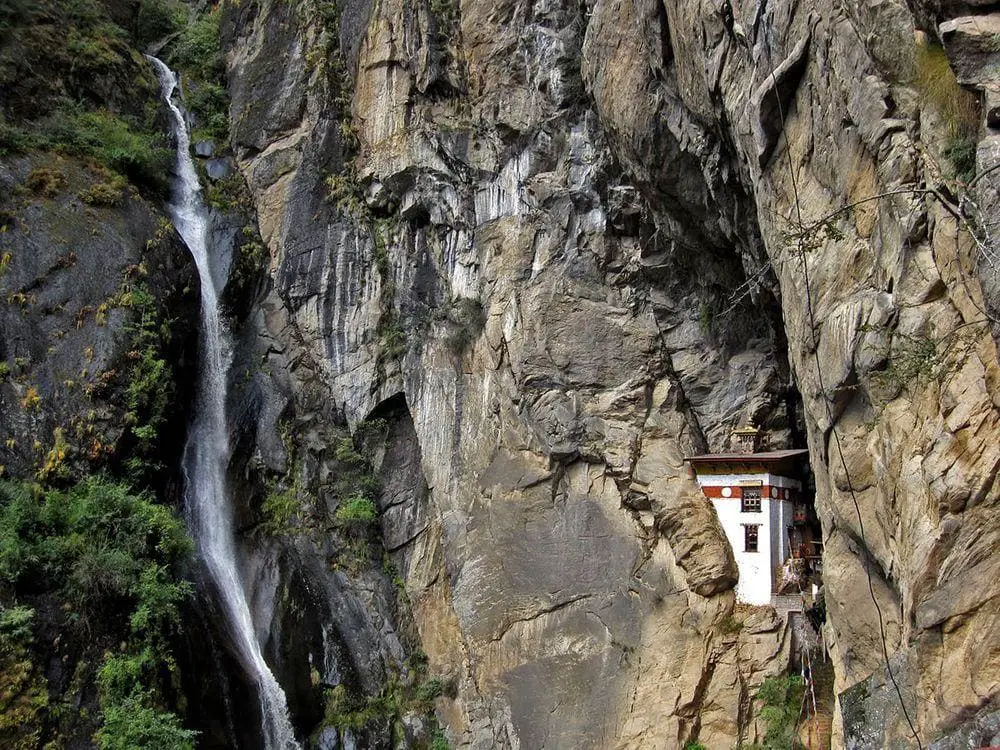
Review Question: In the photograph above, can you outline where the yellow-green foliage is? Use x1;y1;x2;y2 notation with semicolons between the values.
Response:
25;167;66;198
262;483;301;535
19;387;39;411
0;479;195;747
914;40;980;137
334;495;377;526
79;173;126;206
36;427;71;483
0;606;48;750
914;39;980;180
319;661;451;742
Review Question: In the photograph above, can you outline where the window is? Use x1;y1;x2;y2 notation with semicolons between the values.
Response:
744;524;759;553
741;487;761;513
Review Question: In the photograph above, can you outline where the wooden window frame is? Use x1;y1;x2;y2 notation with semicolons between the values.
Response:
744;524;759;553
741;487;762;513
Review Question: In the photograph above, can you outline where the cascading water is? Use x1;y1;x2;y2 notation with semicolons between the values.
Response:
148;56;300;750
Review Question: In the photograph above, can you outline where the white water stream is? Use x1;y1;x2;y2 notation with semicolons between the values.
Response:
148;56;300;750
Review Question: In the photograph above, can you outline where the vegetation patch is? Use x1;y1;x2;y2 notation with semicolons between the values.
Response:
743;674;805;750
5;106;173;193
317;652;452;748
166;7;229;144
0;478;195;745
913;39;981;181
134;0;186;52
335;494;378;527
444;297;486;354
0;604;48;749
25;167;66;198
262;459;308;536
79;172;127;207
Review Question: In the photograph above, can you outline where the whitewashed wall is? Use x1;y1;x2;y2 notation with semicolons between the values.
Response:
698;472;801;604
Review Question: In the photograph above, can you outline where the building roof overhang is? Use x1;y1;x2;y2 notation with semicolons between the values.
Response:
684;449;809;463
684;449;810;477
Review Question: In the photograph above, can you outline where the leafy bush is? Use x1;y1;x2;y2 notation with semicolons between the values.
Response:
746;674;805;750
0;606;33;653
66;22;128;75
134;0;185;51
14;106;173;192
262;484;301;535
0;115;31;156
79;173;126;206
62;109;172;188
0;478;194;744
186;81;229;142
167;9;222;81
95;648;194;748
335;495;377;525
416;676;445;703
943;135;977;182
0;604;46;748
94;691;196;750
0;478;192;623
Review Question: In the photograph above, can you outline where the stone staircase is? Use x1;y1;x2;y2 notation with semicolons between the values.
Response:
771;593;805;616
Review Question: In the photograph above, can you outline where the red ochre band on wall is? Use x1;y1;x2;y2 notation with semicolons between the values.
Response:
699;485;795;500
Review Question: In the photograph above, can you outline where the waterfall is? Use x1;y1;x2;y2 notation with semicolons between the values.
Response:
148;56;301;750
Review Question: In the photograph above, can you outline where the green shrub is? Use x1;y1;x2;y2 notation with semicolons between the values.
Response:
0;478;192;620
416;676;445;703
0;606;34;653
167;9;222;81
25;106;172;191
335;495;377;525
134;0;184;50
67;22;128;75
943;134;977;182
0;478;195;743
0;602;46;748
186;81;229;142
0;115;31;157
205;173;249;212
746;674;805;750
115;282;174;460
97;650;156;705
262;484;300;535
94;691;196;750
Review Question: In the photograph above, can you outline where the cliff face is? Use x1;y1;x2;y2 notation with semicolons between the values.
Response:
219;0;1000;747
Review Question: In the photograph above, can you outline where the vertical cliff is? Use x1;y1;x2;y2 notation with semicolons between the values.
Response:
213;0;1000;747
0;0;996;746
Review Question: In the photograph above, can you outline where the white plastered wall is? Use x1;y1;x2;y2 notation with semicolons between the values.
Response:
698;472;801;605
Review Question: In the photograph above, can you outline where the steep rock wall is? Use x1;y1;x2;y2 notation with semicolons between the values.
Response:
222;0;1000;747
